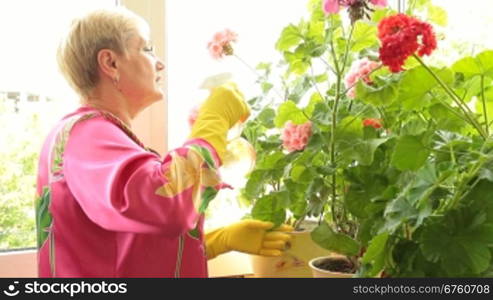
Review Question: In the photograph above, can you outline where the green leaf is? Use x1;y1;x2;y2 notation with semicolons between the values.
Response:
251;195;286;226
276;24;302;51
421;222;493;276
452;57;482;79
289;59;310;76
261;82;274;94
401;118;428;136
346;138;389;166
335;116;364;151
258;108;276;128
304;92;324;117
244;170;267;200
361;233;389;277
351;21;378;53
452;51;493;79
291;164;317;184
290;198;308;219
307;20;325;44
398;66;454;110
465;180;493;222
362;233;389;264
383;195;419;232
407;0;430;12
274;100;309;127
428;103;466;132
257;151;285;169
475;88;493;129
371;7;395;23
345;176;388;219
355;81;398;106
311;222;360;256
256;62;271;70
476;51;493;78
273;190;291;209
391;135;430;171
311;102;331;127
314;73;328;83
289;76;312;103
427;4;448;26
290;165;306;182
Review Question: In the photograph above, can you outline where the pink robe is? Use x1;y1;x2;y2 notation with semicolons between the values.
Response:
35;106;223;277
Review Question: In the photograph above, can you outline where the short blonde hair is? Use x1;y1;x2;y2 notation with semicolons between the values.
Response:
57;7;149;97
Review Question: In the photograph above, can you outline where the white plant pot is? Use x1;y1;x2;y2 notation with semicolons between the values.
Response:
308;255;355;278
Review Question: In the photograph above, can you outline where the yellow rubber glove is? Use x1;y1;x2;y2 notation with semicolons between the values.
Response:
205;220;293;260
190;82;250;162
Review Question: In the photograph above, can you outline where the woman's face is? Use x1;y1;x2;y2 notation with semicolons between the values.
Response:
117;27;165;111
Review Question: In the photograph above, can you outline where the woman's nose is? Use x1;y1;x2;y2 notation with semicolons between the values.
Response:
156;59;165;71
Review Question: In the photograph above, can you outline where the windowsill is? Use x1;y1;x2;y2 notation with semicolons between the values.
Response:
0;249;37;277
0;249;252;278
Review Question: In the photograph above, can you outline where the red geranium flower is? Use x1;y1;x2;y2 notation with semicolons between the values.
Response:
378;14;437;73
363;118;383;129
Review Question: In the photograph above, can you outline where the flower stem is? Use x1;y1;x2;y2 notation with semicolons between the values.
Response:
233;53;284;101
233;53;260;78
413;54;488;140
340;25;355;74
429;91;472;125
310;66;325;102
328;17;343;230
481;75;490;136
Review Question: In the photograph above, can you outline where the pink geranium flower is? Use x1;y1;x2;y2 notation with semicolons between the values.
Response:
281;121;313;152
323;0;341;14
323;0;387;15
370;0;388;7
207;29;238;60
345;58;380;99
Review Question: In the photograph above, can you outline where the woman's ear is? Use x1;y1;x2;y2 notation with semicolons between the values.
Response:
97;49;119;79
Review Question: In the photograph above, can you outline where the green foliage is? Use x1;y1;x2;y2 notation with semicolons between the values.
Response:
398;66;454;110
452;51;493;79
0;97;44;249
274;100;309;127
311;221;360;256
356;80;398;106
241;0;493;277
0;95;72;250
351;21;378;52
391;135;430;171
361;232;389;277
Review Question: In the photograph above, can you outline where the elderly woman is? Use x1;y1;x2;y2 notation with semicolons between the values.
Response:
35;8;291;278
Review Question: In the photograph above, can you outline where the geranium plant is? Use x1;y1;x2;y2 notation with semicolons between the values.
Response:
239;0;493;277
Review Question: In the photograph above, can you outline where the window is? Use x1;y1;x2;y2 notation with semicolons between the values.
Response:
0;0;117;251
166;0;493;230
